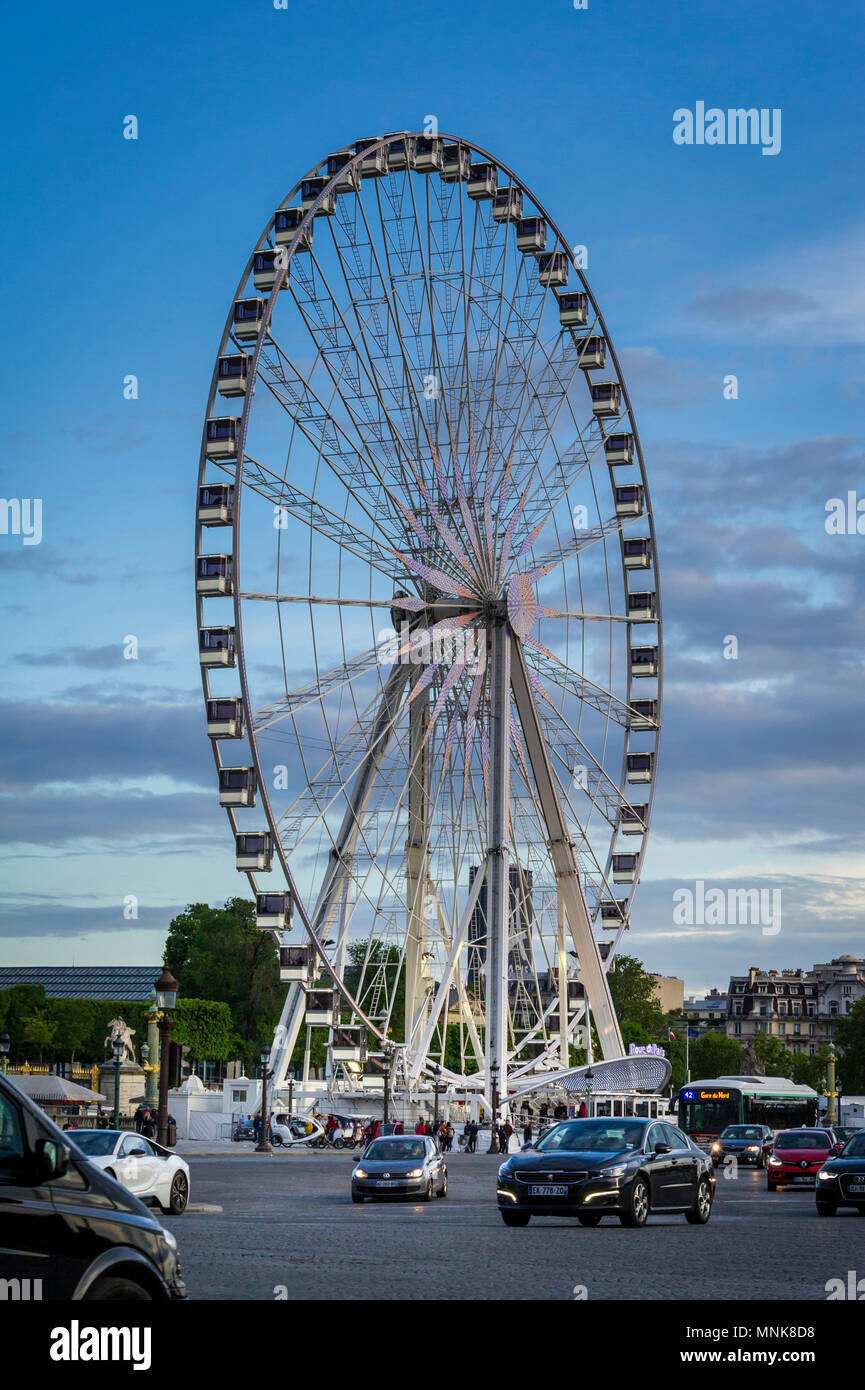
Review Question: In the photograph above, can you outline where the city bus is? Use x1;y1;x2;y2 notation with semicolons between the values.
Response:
673;1075;819;1146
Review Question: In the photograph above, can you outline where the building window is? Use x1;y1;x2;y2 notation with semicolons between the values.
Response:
734;1022;741;1035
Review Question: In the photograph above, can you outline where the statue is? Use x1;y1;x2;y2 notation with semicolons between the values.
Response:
104;1017;137;1066
739;1041;765;1077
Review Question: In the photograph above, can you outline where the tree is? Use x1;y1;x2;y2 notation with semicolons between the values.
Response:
172;999;240;1069
20;1008;57;1062
835;1000;865;1094
753;1033;794;1080
164;898;283;1064
608;955;666;1037
689;1031;743;1080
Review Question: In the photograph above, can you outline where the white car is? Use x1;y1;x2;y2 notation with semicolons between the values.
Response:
67;1129;190;1214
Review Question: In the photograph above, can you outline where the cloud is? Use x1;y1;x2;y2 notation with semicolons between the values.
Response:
684;224;865;346
15;645;167;670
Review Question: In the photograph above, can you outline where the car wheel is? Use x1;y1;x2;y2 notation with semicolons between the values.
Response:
620;1177;650;1228
577;1212;602;1227
437;1172;448;1198
500;1209;530;1227
85;1276;152;1302
816;1201;837;1217
351;1192;364;1204
166;1171;189;1215
686;1178;713;1225
424;1178;435;1201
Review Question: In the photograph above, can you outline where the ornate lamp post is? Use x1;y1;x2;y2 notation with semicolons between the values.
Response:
432;1064;444;1134
154;964;178;1148
255;1044;272;1154
585;1066;594;1119
112;1037;124;1128
0;1031;10;1075
382;1057;391;1128
145;989;160;1107
487;1060;500;1154
826;1043;838;1128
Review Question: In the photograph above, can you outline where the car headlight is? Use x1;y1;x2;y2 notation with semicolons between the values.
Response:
747;1146;760;1152
711;1142;721;1152
497;1163;511;1179
603;1162;629;1177
817;1168;836;1182
354;1167;367;1179
768;1157;782;1166
407;1168;424;1178
159;1227;178;1253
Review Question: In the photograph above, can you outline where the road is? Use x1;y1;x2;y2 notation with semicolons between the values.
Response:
164;1150;864;1300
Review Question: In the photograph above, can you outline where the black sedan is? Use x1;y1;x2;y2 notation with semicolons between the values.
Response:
351;1135;447;1202
815;1130;865;1216
496;1118;715;1228
710;1124;774;1169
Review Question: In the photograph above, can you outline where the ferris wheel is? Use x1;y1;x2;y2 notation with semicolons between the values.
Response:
195;130;662;1109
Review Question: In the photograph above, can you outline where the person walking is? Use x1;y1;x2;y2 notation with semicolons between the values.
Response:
503;1119;513;1152
445;1122;454;1153
133;1103;146;1134
467;1120;478;1153
415;1117;427;1136
497;1122;509;1154
523;1119;532;1146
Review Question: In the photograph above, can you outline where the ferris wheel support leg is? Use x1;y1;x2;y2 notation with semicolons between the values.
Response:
405;676;430;1052
485;618;512;1111
510;635;624;1061
267;661;411;1092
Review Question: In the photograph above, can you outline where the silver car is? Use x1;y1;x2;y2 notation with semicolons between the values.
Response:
351;1135;448;1203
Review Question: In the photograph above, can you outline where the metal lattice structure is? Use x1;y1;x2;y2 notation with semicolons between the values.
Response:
195;131;662;1111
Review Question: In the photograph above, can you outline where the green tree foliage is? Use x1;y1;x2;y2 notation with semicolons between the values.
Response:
172;998;240;1065
689;1030;743;1079
164;898;283;1062
835;999;865;1094
608;955;667;1037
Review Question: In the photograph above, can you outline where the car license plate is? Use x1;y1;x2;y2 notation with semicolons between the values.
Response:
793;1175;813;1183
848;1182;865;1193
529;1184;567;1196
375;1179;399;1187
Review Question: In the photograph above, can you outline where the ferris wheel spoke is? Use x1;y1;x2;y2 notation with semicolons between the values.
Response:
522;636;636;727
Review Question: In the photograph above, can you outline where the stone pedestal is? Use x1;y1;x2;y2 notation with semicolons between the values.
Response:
98;1062;145;1118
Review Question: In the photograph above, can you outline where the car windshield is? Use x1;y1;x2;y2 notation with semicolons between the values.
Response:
775;1132;829;1150
721;1126;762;1139
536;1121;644;1153
67;1130;119;1156
364;1140;426;1161
841;1134;865;1158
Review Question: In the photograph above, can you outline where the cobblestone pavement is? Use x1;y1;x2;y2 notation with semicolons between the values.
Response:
163;1151;864;1301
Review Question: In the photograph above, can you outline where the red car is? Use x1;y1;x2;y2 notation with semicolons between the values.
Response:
767;1129;837;1191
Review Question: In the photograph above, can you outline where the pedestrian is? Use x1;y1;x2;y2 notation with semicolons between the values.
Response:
523;1120;532;1146
445;1122;454;1152
141;1109;156;1139
467;1120;478;1153
503;1119;513;1151
133;1103;146;1133
415;1117;427;1136
498;1123;509;1153
577;1100;587;1119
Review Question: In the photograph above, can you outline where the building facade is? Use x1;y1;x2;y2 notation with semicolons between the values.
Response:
725;958;865;1055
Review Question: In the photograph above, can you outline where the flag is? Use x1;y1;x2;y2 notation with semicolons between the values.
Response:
668;1029;676;1040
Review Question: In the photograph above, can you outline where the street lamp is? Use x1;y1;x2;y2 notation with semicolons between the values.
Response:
382;1057;391;1128
0;1031;10;1075
255;1044;272;1154
487;1061;500;1154
431;1064;444;1135
154;964;178;1148
112;1038;124;1128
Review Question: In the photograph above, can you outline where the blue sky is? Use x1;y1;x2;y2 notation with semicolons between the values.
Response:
1;0;864;992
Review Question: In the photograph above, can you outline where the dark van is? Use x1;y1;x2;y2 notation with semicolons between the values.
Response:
0;1072;186;1300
